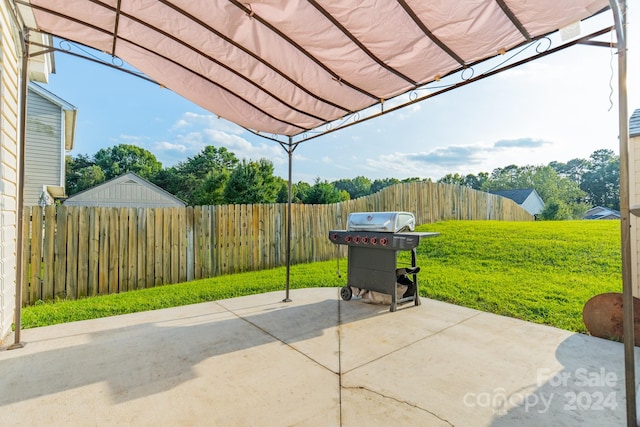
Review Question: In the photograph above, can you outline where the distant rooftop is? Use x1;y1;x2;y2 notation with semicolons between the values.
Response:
489;189;536;205
584;206;621;220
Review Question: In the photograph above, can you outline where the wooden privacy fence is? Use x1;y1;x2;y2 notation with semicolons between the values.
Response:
21;182;532;305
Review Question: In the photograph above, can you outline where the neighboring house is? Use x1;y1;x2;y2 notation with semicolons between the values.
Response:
583;206;620;220
64;172;186;207
489;188;545;216
25;82;77;206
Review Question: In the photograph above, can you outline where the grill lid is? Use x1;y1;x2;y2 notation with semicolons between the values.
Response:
346;211;415;233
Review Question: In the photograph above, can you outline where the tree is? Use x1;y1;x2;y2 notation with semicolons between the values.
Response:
549;158;589;185
438;173;465;186
152;167;183;198
438;172;487;190
482;164;588;220
94;144;162;180
178;146;239;177
539;200;573;220
370;178;400;194
191;169;231;205
463;172;489;190
66;154;105;195
303;178;349;204
482;164;531;191
293;181;312;203
277;180;311;203
223;159;280;204
332;176;372;199
579;149;619;210
153;146;239;206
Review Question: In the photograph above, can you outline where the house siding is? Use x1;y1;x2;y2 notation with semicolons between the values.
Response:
0;1;21;341
630;109;640;298
24;88;64;206
520;194;544;216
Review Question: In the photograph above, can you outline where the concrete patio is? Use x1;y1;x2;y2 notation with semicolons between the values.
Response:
0;287;634;426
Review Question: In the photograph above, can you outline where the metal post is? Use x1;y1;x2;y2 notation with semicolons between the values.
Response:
610;1;635;425
8;28;30;350
282;136;293;302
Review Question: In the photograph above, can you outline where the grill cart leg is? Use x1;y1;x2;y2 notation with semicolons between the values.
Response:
412;248;421;306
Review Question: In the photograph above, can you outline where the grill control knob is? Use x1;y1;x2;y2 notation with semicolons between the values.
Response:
370;237;377;245
353;236;360;244
361;237;368;244
345;236;352;242
380;238;388;246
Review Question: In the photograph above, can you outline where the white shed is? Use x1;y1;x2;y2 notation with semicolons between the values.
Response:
64;172;186;208
489;189;545;217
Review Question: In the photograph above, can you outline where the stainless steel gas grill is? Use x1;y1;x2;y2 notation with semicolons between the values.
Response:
329;211;439;312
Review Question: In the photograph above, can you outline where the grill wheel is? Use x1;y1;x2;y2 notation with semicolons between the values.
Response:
340;286;353;301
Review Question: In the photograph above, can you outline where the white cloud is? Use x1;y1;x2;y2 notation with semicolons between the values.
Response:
352;137;565;181
170;111;244;134
171;119;190;129
144;109;293;167
205;129;253;150
395;102;422;121
202;129;286;164
118;134;150;142
151;141;187;152
493;138;551;149
498;60;558;81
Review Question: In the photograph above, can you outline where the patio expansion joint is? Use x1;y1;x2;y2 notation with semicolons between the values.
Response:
341;384;456;427
341;310;484;376
215;301;339;374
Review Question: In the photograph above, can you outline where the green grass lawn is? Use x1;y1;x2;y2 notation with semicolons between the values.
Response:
411;220;621;332
21;220;621;333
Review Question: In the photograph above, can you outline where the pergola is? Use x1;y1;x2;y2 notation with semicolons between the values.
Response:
10;1;633;424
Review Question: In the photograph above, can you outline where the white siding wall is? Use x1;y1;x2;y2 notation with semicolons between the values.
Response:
0;2;21;341
24;89;63;206
520;195;544;216
630;133;640;298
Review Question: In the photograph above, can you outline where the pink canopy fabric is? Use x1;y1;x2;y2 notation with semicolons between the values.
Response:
17;0;610;137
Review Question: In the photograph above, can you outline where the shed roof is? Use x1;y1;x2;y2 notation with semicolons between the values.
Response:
64;172;186;207
490;188;539;205
584;206;621;219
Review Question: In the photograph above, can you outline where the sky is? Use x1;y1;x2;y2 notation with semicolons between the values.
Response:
42;6;639;184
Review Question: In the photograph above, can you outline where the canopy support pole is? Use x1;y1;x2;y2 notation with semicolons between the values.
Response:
280;136;298;303
8;28;30;350
610;1;635;425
